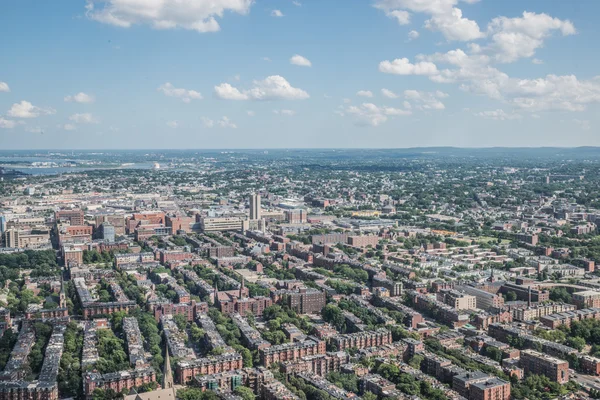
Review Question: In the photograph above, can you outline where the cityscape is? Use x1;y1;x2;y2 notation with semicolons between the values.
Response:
2;1;600;400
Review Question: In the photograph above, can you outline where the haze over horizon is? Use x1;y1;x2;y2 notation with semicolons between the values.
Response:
1;0;599;149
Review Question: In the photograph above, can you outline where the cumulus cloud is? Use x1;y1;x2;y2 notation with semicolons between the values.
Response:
404;90;447;110
63;124;77;131
85;0;252;33
357;90;374;98
487;12;576;63
386;10;410;25
69;113;99;124
166;120;178;128
374;0;483;41
342;102;411;126
475;109;522;120
408;30;419;40
532;58;544;65
379;58;438;76
0;82;10;92
7;101;55;118
271;9;284;17
64;92;95;103
158;82;202;103
425;7;484;41
0;117;17;129
214;75;309;101
381;88;399;99
290;54;312;67
246;110;255;116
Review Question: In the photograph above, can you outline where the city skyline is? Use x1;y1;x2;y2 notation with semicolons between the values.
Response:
1;0;599;149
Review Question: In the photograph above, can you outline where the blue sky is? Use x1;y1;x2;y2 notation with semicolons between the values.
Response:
1;0;599;149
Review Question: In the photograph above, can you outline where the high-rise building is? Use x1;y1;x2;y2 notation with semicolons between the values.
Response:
250;194;261;220
99;222;115;242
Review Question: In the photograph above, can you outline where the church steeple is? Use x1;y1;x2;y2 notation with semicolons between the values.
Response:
162;343;174;390
59;272;67;309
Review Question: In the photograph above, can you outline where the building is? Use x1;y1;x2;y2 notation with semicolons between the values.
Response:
201;217;248;233
84;368;157;398
98;222;115;242
512;302;576;321
347;235;379;248
56;209;84;225
519;349;569;384
260;337;326;367
573;290;600;309
580;355;600;376
436;289;477;310
539;307;600;329
249;194;261;220
276;287;326;315
456;285;505;311
176;353;244;384
500;282;549;303
359;374;403;399
331;329;392;351
285;209;307;224
2;228;50;249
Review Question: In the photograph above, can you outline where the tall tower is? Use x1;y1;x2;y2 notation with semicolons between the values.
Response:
240;277;245;299
59;273;67;309
162;342;174;390
249;194;261;221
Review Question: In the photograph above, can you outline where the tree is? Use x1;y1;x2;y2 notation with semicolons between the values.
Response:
505;291;517;301
362;393;378;400
234;386;255;400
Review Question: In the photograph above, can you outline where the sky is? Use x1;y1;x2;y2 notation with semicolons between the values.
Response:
0;0;599;149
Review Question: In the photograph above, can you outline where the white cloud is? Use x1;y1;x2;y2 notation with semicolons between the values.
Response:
357;90;374;98
63;124;77;131
404;90;447;110
273;109;296;116
271;9;284;17
475;109;522;120
374;0;482;41
214;83;248;100
292;1;301;6
262;57;272;62
69;113;99;124
419;47;600;112
166;120;178;128
0;82;10;92
424;7;484;41
381;88;399;99
214;75;309;101
386;10;410;25
246;110;255;116
532;58;544;65
342;102;411;126
64;92;95;103
158;82;202;103
379;58;438;76
202;116;237;128
201;117;214;128
0;117;17;129
85;0;252;33
7;101;55;118
290;54;312;67
408;30;419;40
574;119;590;131
487;12;576;63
